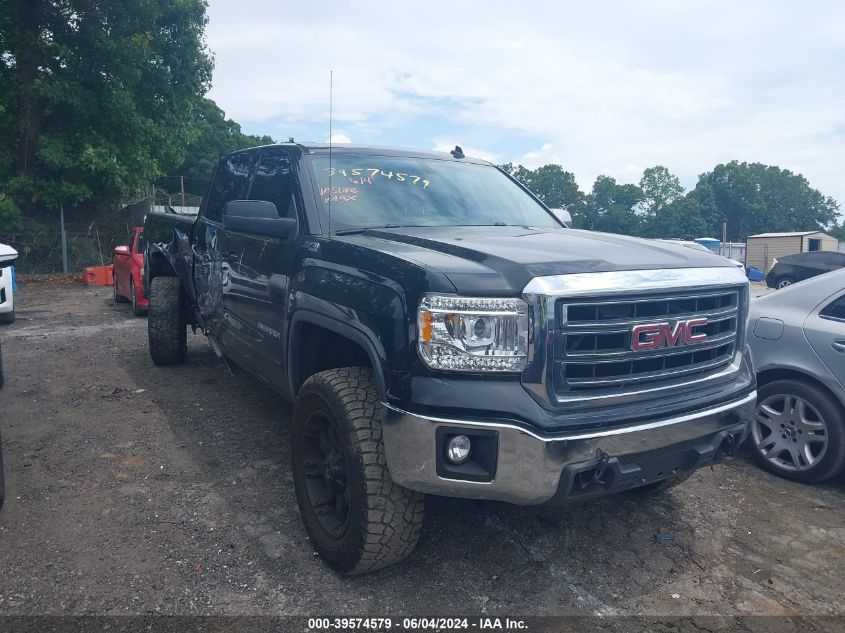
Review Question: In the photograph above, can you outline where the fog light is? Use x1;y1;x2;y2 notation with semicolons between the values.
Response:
447;434;472;464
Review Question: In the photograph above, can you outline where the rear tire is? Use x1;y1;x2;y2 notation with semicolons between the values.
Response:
776;276;794;289
292;367;425;574
0;310;14;325
148;276;187;366
113;279;127;303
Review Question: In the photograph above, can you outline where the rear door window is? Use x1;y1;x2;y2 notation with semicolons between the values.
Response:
204;151;255;222
820;295;845;322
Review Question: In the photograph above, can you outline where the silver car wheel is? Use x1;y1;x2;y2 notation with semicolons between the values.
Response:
752;394;829;471
777;278;793;289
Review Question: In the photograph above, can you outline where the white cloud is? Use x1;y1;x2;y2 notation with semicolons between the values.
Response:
519;144;562;169
328;133;352;144
205;0;845;205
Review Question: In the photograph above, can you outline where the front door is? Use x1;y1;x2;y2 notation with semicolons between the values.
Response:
114;231;133;296
219;148;300;393
193;151;255;342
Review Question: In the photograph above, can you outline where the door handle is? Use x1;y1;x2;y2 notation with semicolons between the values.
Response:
832;341;845;353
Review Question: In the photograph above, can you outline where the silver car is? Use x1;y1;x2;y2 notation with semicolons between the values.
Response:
748;268;845;482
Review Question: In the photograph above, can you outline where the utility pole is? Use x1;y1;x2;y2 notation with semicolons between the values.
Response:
180;176;186;208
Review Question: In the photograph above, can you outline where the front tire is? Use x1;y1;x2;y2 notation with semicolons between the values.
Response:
147;276;187;366
776;276;794;289
750;379;845;483
292;367;425;574
0;310;13;325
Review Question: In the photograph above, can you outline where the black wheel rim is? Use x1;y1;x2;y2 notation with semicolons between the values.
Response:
301;410;350;539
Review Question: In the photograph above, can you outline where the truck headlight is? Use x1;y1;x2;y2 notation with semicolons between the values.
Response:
418;295;529;372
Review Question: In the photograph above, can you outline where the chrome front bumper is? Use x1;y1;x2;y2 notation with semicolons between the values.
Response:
381;391;755;505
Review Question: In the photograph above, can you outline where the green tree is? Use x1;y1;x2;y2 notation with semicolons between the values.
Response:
830;222;845;242
697;161;838;240
644;195;708;239
500;162;585;224
165;97;274;196
639;166;684;216
0;0;213;215
584;175;643;235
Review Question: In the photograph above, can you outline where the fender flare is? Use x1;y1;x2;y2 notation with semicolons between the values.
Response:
287;310;388;400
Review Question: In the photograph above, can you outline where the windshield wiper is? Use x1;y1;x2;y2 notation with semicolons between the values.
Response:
334;224;402;235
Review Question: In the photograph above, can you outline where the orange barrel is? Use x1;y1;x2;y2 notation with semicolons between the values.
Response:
102;264;114;286
84;267;98;286
85;265;114;286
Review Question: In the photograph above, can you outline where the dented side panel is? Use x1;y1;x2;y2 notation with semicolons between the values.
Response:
192;220;224;338
144;212;197;308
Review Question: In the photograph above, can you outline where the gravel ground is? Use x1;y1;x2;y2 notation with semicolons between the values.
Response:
0;282;843;618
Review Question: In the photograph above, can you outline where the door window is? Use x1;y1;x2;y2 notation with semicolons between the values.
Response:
248;149;297;218
134;232;146;255
204;152;254;222
820;295;845;322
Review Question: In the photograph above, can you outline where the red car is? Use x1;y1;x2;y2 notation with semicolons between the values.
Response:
112;226;148;316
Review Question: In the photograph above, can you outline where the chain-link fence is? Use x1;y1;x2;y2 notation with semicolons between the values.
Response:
153;188;203;215
0;187;202;275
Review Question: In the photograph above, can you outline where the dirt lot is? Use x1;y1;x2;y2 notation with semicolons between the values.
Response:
0;282;843;618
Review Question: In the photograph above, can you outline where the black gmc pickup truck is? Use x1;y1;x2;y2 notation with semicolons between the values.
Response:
144;143;755;574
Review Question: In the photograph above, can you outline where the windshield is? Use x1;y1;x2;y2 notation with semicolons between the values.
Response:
308;153;560;231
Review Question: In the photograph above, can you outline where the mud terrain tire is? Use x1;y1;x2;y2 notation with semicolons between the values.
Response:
148;276;186;366
292;367;425;574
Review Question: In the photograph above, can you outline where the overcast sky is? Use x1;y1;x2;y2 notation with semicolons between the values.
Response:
206;0;845;206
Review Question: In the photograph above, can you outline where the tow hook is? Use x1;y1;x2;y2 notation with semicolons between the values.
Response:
592;448;611;485
718;433;738;460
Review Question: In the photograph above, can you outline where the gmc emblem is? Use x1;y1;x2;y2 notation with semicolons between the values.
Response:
631;318;708;351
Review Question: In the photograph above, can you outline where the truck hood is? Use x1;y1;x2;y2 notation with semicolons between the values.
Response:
338;226;735;295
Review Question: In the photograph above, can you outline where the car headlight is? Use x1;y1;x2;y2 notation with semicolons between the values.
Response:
417;295;529;372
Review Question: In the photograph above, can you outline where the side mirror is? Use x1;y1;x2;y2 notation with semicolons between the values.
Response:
223;200;297;240
549;208;572;228
0;243;18;269
113;245;131;257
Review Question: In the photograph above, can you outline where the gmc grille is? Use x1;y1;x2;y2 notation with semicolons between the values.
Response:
553;290;740;394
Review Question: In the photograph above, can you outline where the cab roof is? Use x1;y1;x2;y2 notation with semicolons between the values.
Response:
234;142;492;165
